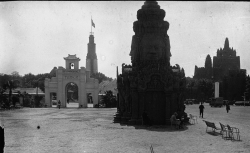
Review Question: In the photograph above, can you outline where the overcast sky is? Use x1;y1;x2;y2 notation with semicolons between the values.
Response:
1;1;250;79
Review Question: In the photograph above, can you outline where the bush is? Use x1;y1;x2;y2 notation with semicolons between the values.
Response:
102;90;117;108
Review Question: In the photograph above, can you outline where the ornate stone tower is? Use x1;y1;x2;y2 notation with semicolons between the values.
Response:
86;34;98;75
115;1;186;125
213;37;240;81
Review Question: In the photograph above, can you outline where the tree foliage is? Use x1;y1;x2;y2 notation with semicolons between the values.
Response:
90;72;112;83
102;90;117;108
185;77;213;102
0;71;54;108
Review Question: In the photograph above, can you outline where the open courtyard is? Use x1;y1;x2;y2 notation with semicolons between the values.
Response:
1;103;250;153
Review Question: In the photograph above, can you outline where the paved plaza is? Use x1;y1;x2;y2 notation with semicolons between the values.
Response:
1;103;250;153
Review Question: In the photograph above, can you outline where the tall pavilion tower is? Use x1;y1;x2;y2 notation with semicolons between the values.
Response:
86;33;98;75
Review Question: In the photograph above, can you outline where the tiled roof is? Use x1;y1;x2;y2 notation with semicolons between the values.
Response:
99;79;117;94
64;54;80;60
4;88;44;95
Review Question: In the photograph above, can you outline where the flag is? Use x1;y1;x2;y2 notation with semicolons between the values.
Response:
91;19;95;28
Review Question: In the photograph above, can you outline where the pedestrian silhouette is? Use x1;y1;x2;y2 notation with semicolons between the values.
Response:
226;103;230;113
58;100;61;109
199;103;204;118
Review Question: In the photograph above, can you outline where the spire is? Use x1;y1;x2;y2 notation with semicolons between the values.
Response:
205;54;212;68
224;37;229;50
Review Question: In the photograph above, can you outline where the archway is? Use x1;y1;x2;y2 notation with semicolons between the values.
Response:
51;93;57;108
87;93;93;108
65;82;78;108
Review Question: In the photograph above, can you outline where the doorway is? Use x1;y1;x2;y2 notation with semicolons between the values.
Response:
66;82;79;108
87;93;93;108
51;93;57;108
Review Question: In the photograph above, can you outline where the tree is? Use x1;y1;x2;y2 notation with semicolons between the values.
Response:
3;80;20;108
22;73;36;88
196;79;213;101
185;77;197;99
102;90;117;108
90;72;112;83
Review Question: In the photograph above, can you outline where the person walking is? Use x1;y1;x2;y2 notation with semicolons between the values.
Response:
199;103;205;118
226;103;230;113
0;125;5;153
58;100;61;109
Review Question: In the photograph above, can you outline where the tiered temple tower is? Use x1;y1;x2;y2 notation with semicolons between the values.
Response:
194;38;241;81
115;1;186;125
213;38;240;81
86;33;98;75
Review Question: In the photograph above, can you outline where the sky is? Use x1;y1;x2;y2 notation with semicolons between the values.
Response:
1;1;250;79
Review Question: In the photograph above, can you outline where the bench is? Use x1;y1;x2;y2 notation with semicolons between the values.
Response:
203;120;221;133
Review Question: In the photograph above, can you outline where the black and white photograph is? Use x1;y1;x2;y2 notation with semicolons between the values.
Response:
1;1;250;152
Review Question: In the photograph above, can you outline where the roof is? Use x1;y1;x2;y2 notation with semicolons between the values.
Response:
99;79;117;94
64;54;80;60
4;88;45;95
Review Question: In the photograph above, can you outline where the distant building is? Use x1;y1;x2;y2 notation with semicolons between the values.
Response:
45;54;99;108
194;38;245;81
4;87;44;96
194;54;213;79
4;87;45;106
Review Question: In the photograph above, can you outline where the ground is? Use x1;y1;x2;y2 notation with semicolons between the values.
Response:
1;103;250;153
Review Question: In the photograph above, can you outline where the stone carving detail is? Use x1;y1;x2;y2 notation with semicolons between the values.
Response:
146;75;164;90
64;76;79;79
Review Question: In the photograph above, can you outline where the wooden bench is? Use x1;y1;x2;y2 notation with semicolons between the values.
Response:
203;120;221;133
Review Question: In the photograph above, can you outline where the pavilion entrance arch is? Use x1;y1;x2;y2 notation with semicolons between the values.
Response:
45;54;99;108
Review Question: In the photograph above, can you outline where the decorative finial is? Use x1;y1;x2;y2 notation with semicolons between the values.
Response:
224;37;229;49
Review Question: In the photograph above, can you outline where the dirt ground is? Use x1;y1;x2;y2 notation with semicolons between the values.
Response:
1;103;250;153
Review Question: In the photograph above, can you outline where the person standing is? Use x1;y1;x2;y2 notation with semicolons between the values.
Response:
226;103;230;113
58;100;61;109
0;125;5;153
67;98;69;104
31;99;34;108
142;111;152;126
199;103;205;118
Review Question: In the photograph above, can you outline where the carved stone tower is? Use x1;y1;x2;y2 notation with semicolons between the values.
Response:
86;34;98;75
115;1;186;125
213;37;240;81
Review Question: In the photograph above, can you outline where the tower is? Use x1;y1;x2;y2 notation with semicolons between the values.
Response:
64;54;80;70
116;1;186;125
213;37;240;81
205;54;212;79
86;34;98;75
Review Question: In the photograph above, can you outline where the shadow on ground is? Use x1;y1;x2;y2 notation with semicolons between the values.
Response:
117;122;196;132
206;131;221;136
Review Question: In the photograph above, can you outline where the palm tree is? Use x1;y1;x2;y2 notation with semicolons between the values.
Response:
3;80;20;108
